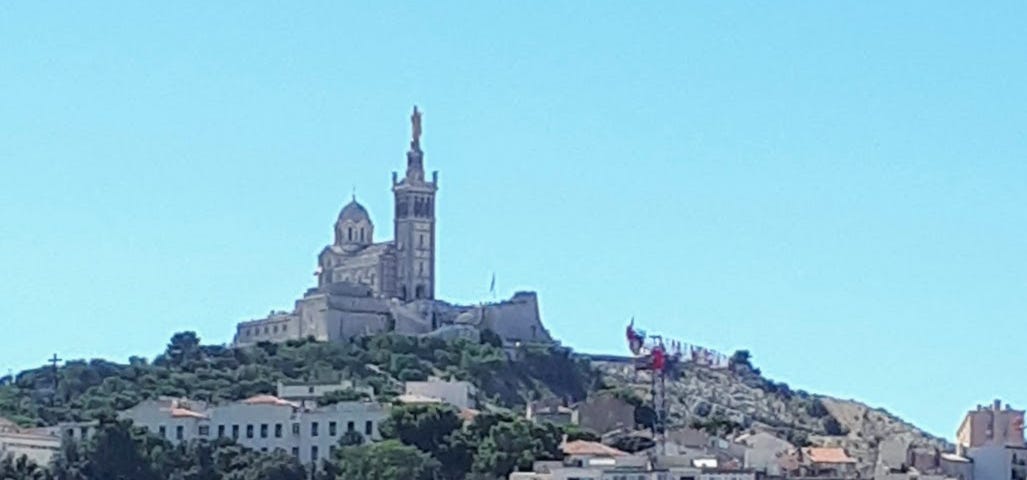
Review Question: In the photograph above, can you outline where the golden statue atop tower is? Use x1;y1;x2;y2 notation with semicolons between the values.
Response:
411;106;422;147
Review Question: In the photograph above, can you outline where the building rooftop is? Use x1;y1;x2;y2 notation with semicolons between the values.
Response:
803;447;857;464
241;395;300;408
562;440;628;457
169;407;209;419
396;393;443;404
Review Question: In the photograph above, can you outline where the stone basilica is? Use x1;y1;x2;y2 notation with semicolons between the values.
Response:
234;108;551;348
318;106;438;302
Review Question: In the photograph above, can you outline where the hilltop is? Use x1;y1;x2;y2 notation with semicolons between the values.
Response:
0;332;949;477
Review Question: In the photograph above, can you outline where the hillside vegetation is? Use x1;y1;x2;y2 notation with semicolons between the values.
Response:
0;333;948;479
0;332;595;428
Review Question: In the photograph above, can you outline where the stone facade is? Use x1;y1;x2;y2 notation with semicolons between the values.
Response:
233;108;552;348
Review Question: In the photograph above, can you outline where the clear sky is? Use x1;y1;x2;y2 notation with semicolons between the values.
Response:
1;2;1024;437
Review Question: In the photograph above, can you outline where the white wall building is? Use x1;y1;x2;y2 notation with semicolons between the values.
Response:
0;418;61;467
59;396;388;466
403;379;476;410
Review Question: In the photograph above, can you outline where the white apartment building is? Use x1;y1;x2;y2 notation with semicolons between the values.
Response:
59;396;388;466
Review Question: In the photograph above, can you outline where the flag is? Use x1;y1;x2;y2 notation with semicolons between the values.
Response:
489;273;496;295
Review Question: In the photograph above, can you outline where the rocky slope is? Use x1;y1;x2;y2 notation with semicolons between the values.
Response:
594;357;950;476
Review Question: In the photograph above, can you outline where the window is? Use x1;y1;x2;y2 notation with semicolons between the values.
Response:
218;425;225;438
346;421;355;432
80;427;89;438
66;428;74;438
329;421;337;436
260;447;268;453
311;422;319;437
159;425;167;438
364;421;373;436
348;228;353;241
291;447;299;458
246;424;254;439
232;425;239;440
311;446;319;462
260;424;268;438
330;445;337;456
419;234;424;248
274;423;283;438
198;425;210;437
292;423;300;435
176;425;184;440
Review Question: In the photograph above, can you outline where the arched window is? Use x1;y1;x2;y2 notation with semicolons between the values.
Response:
401;285;408;300
360;228;365;242
348;228;353;241
415;285;425;299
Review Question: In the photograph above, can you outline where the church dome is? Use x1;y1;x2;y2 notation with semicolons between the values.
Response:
334;196;375;249
338;198;371;223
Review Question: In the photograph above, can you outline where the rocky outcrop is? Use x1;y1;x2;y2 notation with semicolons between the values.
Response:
594;359;950;477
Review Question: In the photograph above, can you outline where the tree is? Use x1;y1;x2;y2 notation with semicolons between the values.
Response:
316;389;370;406
471;419;561;478
85;418;162;480
160;332;203;370
325;441;438;480
0;455;51;480
380;404;462;455
339;430;365;447
563;424;599;442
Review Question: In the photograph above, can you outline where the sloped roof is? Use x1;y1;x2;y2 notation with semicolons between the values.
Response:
562;440;628;457
242;395;299;408
396;394;443;404
803;447;856;464
170;407;209;419
338;199;371;224
0;417;20;433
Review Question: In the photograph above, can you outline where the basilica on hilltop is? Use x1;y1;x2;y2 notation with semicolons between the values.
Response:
233;108;552;348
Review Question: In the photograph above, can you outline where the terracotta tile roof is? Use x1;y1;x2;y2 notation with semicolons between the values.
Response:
458;408;480;423
803;447;856;464
170;407;209;419
242;395;299;408
562;440;628;457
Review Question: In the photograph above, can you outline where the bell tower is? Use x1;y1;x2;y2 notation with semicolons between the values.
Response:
392;106;438;301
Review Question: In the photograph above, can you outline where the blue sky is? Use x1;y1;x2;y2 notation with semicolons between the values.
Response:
1;2;1024;437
